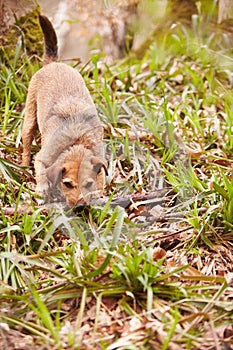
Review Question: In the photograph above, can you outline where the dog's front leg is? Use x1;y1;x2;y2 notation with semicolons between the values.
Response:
34;151;49;202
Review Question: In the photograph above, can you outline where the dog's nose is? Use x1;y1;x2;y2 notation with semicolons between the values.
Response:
74;196;87;207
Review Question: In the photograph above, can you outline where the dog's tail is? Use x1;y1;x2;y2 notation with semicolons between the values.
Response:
39;14;58;65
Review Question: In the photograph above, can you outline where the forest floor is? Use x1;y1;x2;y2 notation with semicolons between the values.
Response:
0;8;233;350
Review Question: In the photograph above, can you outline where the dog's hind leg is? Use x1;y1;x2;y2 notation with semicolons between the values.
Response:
22;88;38;166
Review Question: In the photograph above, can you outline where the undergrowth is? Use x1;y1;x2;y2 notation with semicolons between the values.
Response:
0;10;233;350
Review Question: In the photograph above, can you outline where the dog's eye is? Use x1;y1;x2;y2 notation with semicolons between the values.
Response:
85;179;94;189
63;181;74;189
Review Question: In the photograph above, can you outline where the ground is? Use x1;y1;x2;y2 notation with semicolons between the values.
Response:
0;2;233;350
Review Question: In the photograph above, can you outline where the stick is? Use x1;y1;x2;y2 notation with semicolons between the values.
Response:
1;188;173;216
91;188;173;208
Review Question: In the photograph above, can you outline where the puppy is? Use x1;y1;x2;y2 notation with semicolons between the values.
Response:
22;15;106;207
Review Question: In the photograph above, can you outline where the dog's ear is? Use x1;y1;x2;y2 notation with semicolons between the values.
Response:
46;164;62;186
91;157;108;175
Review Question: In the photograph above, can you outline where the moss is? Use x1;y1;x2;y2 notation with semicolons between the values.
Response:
1;5;43;67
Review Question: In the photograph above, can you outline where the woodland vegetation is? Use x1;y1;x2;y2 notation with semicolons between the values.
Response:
0;0;233;349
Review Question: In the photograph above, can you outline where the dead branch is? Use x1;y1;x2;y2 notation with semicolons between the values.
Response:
1;188;173;216
91;188;173;208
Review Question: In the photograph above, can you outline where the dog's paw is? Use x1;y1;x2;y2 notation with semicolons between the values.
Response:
36;183;49;200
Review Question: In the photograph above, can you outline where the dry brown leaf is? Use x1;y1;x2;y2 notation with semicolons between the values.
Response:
153;247;166;261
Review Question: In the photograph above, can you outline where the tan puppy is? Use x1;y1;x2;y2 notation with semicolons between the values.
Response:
22;15;106;207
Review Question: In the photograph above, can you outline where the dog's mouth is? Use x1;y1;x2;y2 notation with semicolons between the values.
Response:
67;193;89;208
73;202;86;212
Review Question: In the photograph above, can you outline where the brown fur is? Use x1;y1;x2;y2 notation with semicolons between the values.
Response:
22;15;106;207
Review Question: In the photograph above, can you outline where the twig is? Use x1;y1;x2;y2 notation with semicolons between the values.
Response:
1;206;33;216
1;188;174;216
91;188;173;208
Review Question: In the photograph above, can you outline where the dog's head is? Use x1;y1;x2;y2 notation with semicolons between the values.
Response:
46;147;107;207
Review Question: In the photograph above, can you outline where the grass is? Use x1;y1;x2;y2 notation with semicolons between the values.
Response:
0;10;233;350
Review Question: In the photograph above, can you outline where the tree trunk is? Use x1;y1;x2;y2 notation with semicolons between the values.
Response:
0;0;42;65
